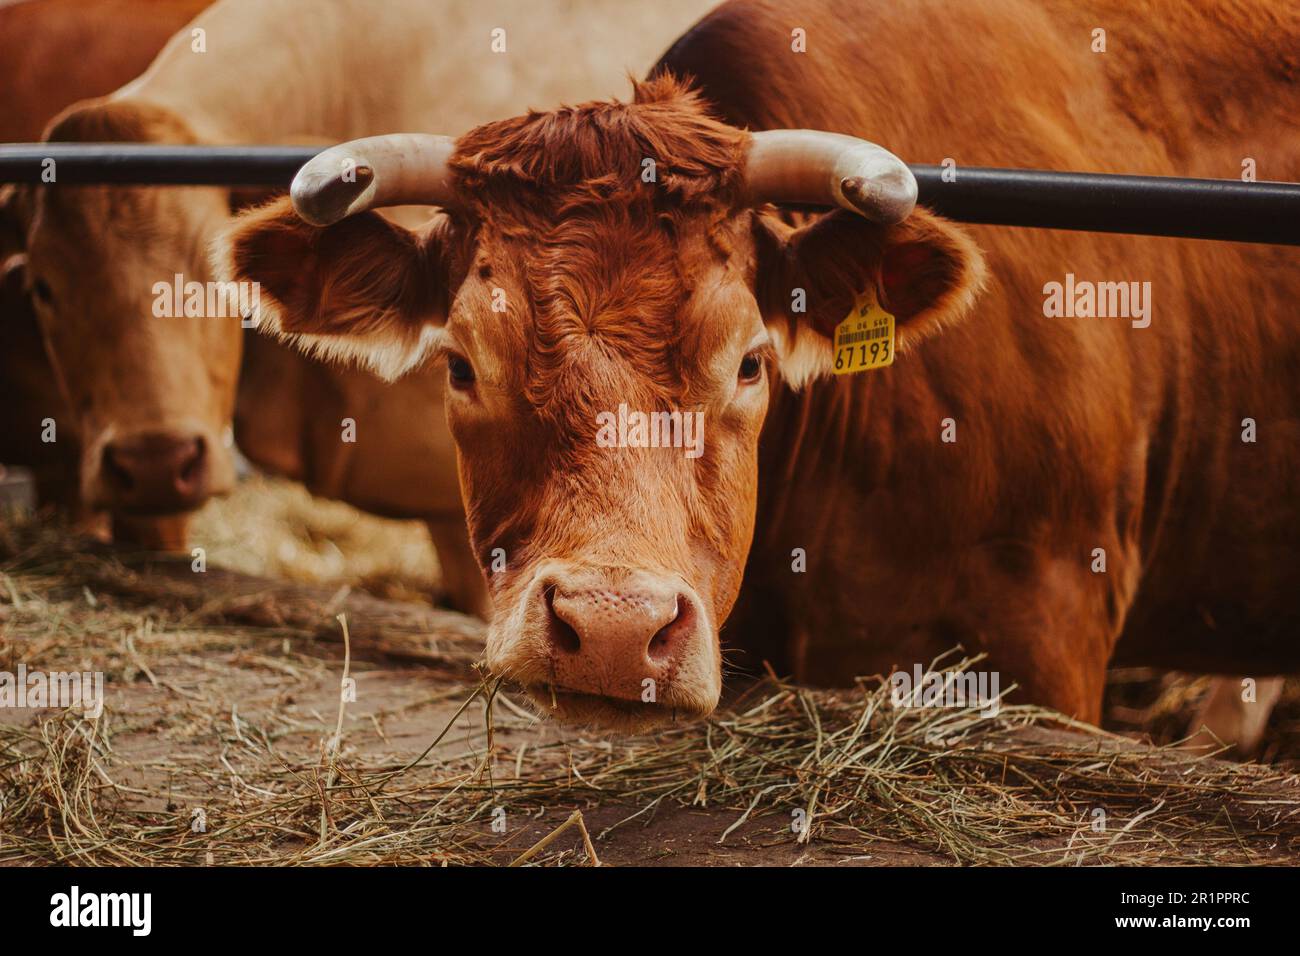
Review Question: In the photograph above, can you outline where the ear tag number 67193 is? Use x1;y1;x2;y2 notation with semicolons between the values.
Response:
833;292;895;375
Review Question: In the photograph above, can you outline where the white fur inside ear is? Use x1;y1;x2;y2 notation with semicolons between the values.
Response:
767;319;835;390
246;289;443;382
287;323;445;381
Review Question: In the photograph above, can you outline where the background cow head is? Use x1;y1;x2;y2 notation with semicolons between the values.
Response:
222;77;985;730
8;99;246;549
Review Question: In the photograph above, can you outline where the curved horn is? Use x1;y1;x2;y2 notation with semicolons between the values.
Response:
744;130;917;223
290;134;457;226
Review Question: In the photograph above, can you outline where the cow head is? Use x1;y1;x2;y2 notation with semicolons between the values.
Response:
221;77;984;730
5;99;244;548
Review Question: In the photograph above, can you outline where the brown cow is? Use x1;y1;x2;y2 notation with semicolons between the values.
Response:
0;0;212;524
2;0;713;613
0;0;212;146
223;0;1297;735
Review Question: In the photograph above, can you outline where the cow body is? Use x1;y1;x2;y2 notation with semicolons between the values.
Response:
0;0;211;144
658;0;1300;719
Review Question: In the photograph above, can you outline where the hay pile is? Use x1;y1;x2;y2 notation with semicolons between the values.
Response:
2;499;1298;866
190;473;438;601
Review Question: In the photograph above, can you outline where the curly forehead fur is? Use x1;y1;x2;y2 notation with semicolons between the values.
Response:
449;74;748;220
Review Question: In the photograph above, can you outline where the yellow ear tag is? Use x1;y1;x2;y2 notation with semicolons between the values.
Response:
833;292;895;375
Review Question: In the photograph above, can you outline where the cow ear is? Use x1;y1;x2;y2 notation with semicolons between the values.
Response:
755;208;986;388
217;197;453;381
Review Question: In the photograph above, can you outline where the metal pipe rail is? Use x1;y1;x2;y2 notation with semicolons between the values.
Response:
910;166;1300;246
1;143;1297;245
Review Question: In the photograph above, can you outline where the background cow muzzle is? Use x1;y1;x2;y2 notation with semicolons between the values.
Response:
93;429;216;516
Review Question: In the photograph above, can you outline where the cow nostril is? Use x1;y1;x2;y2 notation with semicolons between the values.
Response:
178;437;206;487
648;594;691;662
101;445;134;492
544;587;582;654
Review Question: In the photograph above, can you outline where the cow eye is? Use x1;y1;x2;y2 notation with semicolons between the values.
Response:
738;350;764;383
31;277;53;306
447;354;476;388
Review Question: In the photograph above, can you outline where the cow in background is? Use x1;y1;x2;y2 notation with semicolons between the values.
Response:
1;0;212;521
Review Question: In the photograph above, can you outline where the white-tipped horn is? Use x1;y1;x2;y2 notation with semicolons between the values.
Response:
290;134;458;226
744;129;918;223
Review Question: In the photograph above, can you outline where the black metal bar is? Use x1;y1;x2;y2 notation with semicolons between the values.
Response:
0;144;318;186
911;165;1300;246
1;144;1298;245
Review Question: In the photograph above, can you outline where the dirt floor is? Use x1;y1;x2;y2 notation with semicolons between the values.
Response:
2;475;1298;866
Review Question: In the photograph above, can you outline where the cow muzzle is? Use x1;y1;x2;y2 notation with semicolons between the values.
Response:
488;563;721;731
89;427;229;517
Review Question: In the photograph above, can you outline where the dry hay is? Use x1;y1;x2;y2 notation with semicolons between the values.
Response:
2;505;1299;866
190;473;438;602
